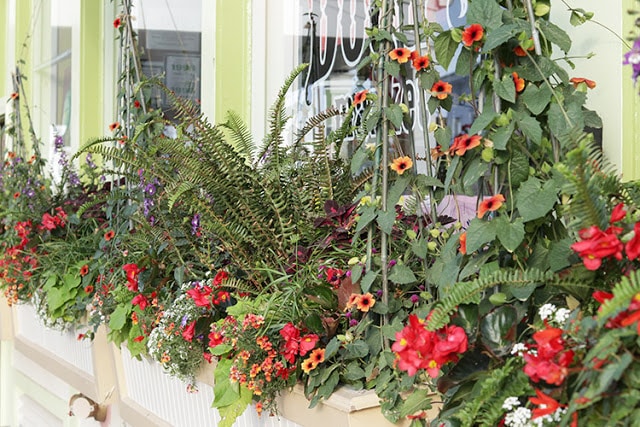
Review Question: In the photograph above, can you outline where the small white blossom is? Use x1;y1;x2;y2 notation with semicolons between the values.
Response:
554;308;571;324
511;342;528;356
502;396;521;411
538;303;556;321
504;407;532;427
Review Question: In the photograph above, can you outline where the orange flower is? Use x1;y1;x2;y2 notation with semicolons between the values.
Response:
353;89;368;106
10;92;19;100
109;122;121;132
569;77;596;89
514;42;534;57
462;24;484;47
84;285;94;294
512;72;525;93
80;264;89;276
450;134;482;156
356;292;376;312
459;232;467;255
301;357;318;373
389;47;412;64
346;293;360;310
529;389;561;419
104;230;115;241
309;348;325;364
431;80;452;100
13;192;20;199
477;194;506;218
412;54;430;71
390;156;413;175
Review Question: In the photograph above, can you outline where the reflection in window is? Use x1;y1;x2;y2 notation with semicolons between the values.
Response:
132;0;202;120
295;0;471;173
34;0;73;147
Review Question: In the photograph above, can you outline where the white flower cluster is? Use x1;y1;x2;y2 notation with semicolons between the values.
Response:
502;397;567;427
510;342;528;356
147;279;212;384
538;303;571;325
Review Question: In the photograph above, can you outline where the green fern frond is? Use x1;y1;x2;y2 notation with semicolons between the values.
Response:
222;110;256;164
427;269;558;330
597;270;640;322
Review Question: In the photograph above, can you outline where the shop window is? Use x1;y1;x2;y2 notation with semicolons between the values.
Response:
33;0;73;148
294;0;470;171
131;0;202;119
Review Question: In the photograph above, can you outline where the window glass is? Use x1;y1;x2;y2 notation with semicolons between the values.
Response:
294;0;470;171
131;0;202;118
34;0;73;147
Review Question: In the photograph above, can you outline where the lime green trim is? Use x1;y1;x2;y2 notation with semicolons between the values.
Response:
622;0;640;181
78;1;103;147
0;0;7;97
215;0;251;124
14;0;33;151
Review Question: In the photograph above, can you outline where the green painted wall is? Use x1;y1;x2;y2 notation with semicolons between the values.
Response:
623;0;640;181
215;0;251;124
79;1;103;146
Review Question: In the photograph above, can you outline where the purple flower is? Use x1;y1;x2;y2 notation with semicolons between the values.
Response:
623;37;640;84
54;136;64;149
410;294;420;304
349;319;359;327
181;315;189;327
191;213;200;235
144;183;156;195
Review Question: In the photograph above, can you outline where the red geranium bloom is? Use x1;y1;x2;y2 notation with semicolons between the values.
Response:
462;23;484;47
132;294;149;311
186;285;213;308
412;54;430;71
610;203;627;223
182;320;197;342
389;47;412;63
431;80;452;100
41;213;59;230
477;194;506;218
530;389;561;419
353;89;368;106
625;222;640;261
213;270;229;286
122;263;142;292
571;225;623;270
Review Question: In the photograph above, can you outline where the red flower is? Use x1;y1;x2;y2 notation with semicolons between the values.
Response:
212;270;229;286
512;72;525;93
462;23;484;47
186;285;213;308
625;222;640;261
325;268;344;287
203;352;213;363
412;54;430;71
570;77;596;89
477;194;505;218
458;232;467;255
113;18;122;29
431;80;452;100
449;134;482;156
132;294;149;311
593;290;614;304
84;285;94;294
353;90;368;106
529;389;561;419
133;100;141;108
108;122;121;132
182;320;197;342
571;225;623;270
610;203;627;223
104;230;115;241
10;92;19;100
79;264;89;277
299;334;319;356
41;213;59;230
122;263;142;292
208;330;225;348
133;335;145;343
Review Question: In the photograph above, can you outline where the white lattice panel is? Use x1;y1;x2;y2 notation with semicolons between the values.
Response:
121;347;303;427
14;304;94;376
